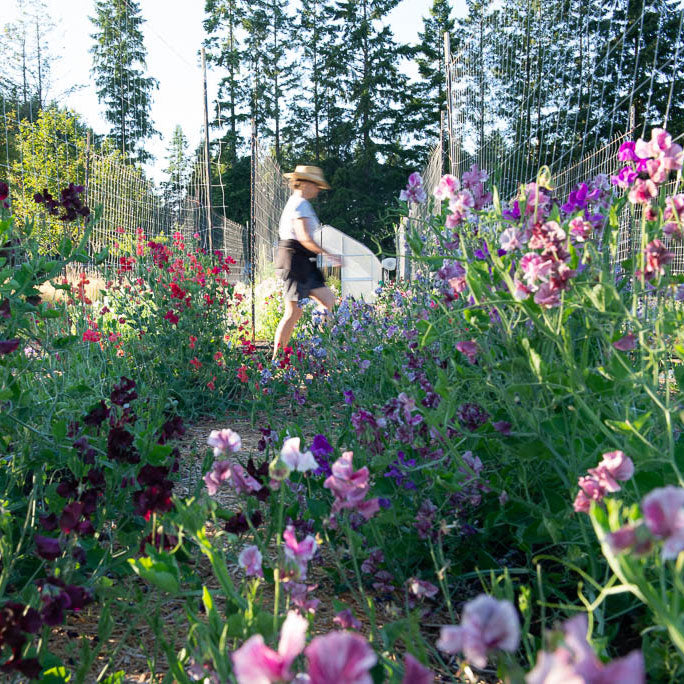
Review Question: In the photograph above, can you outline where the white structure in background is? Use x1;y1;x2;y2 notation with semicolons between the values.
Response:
313;224;382;300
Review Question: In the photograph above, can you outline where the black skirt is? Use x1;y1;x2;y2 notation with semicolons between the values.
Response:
275;239;326;301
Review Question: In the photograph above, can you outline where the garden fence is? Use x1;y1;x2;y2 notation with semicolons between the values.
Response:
408;0;684;278
0;93;247;278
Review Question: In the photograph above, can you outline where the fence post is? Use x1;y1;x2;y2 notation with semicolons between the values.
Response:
444;32;456;176
250;120;257;342
201;47;213;254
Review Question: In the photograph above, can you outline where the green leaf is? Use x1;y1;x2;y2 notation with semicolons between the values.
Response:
52;420;67;442
38;665;71;683
128;551;180;594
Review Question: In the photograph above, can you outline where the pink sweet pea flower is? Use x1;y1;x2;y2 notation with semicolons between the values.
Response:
238;545;263;578
400;172;427;205
613;333;637;351
333;609;361;630
663;194;684;238
230;464;263;495
207;429;242;457
281;437;319;473
456;340;478;364
283;525;318;580
628;178;658;205
526;614;644;684
499;227;524;252
605;523;653;556
533;282;561;309
593;451;634;483
305;631;377;684
402;653;433;684
232;610;308;684
436;594;520;668
642;486;684;559
434;174;460;202
406;578;439;599
568;216;592;243
204;460;232;496
324;452;380;521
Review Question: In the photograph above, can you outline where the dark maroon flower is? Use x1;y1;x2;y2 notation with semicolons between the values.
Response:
133;483;174;521
72;545;87;564
63;585;93;612
107;426;139;463
83;400;109;427
137;464;171;487
80;488;101;515
457;402;489;431
75;519;95;536
0;339;20;355
73;436;97;464
157;415;185;444
0;299;10;319
86;468;105;489
0;181;8;201
415;500;438;540
110;377;137;406
40;592;70;626
59;501;86;534
1;656;42;679
224;510;263;535
493;421;512;435
39;512;58;531
246;458;270;501
56;474;78;499
35;535;62;560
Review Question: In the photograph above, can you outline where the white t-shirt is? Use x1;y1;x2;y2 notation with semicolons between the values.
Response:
278;195;319;241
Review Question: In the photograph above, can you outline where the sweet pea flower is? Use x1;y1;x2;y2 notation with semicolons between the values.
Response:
400;172;427;204
436;594;520;668
642;486;684;559
568;216;592;242
402;654;433;684
305;631;377;684
456;340;478;364
204;461;262;496
613;333;637;351
434;174;460;201
280;437;319;473
499;227;524;252
611;165;639;189
605;523;653;556
628;178;658;205
238;545;263;578
663;194;684;238
534;282;561;309
333;609;361;630
618;140;639;162
207;429;242;457
232;610;308;684
283;525;318;579
324;452;380;521
642;239;674;280
406;578;439;599
526;614;644;684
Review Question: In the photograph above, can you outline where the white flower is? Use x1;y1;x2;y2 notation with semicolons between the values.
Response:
280;437;318;472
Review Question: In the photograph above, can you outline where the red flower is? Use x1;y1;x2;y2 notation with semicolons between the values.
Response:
163;310;179;325
207;376;216;391
82;329;101;343
237;366;248;383
189;335;197;349
190;357;202;370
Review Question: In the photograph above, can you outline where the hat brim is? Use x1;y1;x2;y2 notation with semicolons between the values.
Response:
284;172;331;190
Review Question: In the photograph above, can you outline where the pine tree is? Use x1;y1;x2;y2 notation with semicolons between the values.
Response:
203;0;248;161
411;0;456;148
332;0;409;161
90;0;159;164
162;125;192;225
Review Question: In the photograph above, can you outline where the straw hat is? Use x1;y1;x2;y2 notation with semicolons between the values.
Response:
284;165;331;189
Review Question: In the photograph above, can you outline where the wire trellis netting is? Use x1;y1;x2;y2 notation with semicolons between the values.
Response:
0;93;247;279
400;0;684;278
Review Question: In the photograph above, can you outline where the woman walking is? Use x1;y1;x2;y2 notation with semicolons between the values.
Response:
273;165;340;359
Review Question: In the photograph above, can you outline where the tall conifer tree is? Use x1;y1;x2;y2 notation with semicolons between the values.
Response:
90;0;158;163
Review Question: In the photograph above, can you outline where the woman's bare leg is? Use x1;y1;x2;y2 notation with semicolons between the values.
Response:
273;299;303;359
309;286;336;318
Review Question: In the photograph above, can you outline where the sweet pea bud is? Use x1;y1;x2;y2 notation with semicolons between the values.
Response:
537;165;553;190
269;455;291;482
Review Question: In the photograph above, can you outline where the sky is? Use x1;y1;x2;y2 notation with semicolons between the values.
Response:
5;0;467;182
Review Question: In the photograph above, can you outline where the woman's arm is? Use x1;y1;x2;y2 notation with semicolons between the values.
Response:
293;218;339;264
